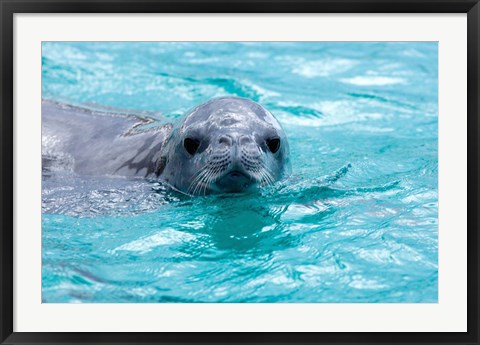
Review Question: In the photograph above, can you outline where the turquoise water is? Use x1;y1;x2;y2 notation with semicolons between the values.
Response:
42;42;438;303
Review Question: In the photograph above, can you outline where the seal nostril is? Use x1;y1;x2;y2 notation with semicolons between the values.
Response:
239;135;253;146
219;135;232;146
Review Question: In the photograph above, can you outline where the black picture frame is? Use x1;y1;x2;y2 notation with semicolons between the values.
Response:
1;1;479;344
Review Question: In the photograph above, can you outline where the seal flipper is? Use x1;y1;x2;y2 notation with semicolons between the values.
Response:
155;156;168;177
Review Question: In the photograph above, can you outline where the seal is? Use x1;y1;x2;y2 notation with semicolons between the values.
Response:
42;96;291;195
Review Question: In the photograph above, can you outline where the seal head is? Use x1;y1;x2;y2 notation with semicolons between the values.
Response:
160;97;290;195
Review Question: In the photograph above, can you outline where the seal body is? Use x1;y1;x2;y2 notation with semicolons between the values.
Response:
42;97;291;195
42;101;172;177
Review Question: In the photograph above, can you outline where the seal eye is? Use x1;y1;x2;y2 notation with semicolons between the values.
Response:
184;137;200;155
266;138;280;153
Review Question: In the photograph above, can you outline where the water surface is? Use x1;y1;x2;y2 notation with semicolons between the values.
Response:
42;42;438;303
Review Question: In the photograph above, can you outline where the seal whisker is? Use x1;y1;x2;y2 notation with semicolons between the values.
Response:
201;168;215;196
194;174;208;196
265;169;275;186
259;163;275;186
195;174;207;197
211;163;227;195
205;163;226;195
256;168;266;186
198;166;216;196
187;168;206;194
198;162;223;196
188;172;204;195
259;168;271;186
262;169;273;186
248;163;263;184
188;167;211;196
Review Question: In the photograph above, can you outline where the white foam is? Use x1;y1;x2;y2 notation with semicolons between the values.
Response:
340;76;406;86
349;275;388;290
43;44;87;61
350;125;394;133
246;51;269;59
112;228;196;254
293;58;357;78
186;56;220;64
246;82;280;98
402;48;426;58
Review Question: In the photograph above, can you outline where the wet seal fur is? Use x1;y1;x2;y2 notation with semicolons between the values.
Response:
42;97;291;195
